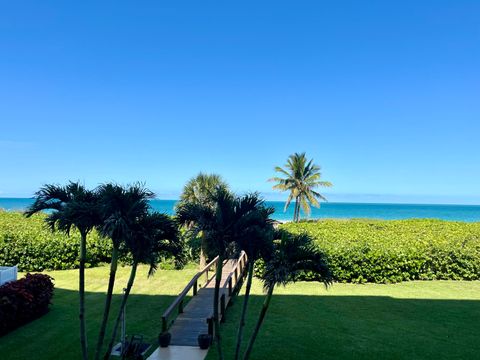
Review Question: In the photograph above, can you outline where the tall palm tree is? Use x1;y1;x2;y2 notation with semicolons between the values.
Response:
233;197;275;360
270;152;332;222
176;188;264;360
242;231;333;360
104;212;180;359
25;182;100;360
94;183;154;360
177;172;230;268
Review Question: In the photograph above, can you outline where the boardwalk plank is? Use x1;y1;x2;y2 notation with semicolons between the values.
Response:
169;259;238;346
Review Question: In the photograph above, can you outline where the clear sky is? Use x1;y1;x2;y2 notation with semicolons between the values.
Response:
1;1;479;204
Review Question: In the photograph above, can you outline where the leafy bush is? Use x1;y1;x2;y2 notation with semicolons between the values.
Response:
278;219;480;283
0;273;54;336
0;212;112;271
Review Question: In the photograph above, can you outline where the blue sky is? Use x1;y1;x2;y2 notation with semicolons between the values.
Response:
0;1;479;204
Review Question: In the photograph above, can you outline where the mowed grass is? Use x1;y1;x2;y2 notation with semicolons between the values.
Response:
0;264;197;360
208;280;480;360
1;266;480;360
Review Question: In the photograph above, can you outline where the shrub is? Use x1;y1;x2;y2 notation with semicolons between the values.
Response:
0;273;54;336
276;219;480;283
0;212;112;271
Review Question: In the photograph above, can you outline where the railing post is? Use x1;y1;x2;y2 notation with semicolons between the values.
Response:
179;299;184;314
228;277;232;296
162;317;167;333
220;294;226;323
193;279;198;296
207;317;214;336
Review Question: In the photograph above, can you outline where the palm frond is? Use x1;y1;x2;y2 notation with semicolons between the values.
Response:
25;182;101;235
305;191;320;208
270;153;332;221
261;232;332;290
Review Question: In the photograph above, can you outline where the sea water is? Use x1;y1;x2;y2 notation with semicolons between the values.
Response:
1;198;480;222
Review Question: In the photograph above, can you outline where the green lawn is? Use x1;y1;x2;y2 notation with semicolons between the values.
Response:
0;265;197;360
1;266;479;360
212;280;480;360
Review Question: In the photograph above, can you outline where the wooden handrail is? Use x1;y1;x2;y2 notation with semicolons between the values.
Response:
208;251;248;337
162;255;219;332
224;251;247;292
162;251;249;333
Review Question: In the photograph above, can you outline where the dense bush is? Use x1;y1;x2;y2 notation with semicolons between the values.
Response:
0;273;54;336
277;219;480;283
0;212;112;271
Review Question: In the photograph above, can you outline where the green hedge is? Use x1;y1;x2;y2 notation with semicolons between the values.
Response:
0;212;112;272
279;219;480;283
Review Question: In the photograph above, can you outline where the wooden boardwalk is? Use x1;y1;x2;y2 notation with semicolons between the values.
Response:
160;252;248;348
169;259;237;346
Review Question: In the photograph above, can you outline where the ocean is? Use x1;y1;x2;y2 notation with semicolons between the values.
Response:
1;198;480;222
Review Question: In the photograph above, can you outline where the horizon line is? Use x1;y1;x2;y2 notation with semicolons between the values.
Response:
1;196;480;207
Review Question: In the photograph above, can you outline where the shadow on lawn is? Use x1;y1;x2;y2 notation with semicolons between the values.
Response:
2;289;480;360
217;294;480;360
0;289;183;360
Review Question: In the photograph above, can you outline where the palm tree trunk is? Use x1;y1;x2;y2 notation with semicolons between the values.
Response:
242;285;274;360
292;198;297;222
213;255;224;360
294;197;300;222
94;245;119;360
103;261;138;360
200;237;206;269
79;231;88;360
234;260;254;360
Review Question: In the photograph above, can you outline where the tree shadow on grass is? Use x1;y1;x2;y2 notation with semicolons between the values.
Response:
0;289;185;360
215;294;480;360
2;289;480;360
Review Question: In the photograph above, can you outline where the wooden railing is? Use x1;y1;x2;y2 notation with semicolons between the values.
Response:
208;251;248;335
225;251;248;299
161;255;219;332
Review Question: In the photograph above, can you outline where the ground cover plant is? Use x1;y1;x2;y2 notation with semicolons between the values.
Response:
1;266;480;360
0;211;111;272
281;219;480;283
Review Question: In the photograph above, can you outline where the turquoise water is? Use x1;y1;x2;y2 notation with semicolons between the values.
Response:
1;198;480;222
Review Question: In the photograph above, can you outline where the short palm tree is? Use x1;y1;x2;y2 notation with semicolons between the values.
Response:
104;212;180;359
233;196;275;360
242;231;333;360
176;188;264;360
25;182;100;360
270;152;332;222
177;172;229;208
94;183;154;360
177;172;230;268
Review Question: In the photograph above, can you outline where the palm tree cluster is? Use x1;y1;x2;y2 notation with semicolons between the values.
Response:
177;172;332;360
26;161;332;360
177;187;273;359
25;182;181;360
270;152;332;222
